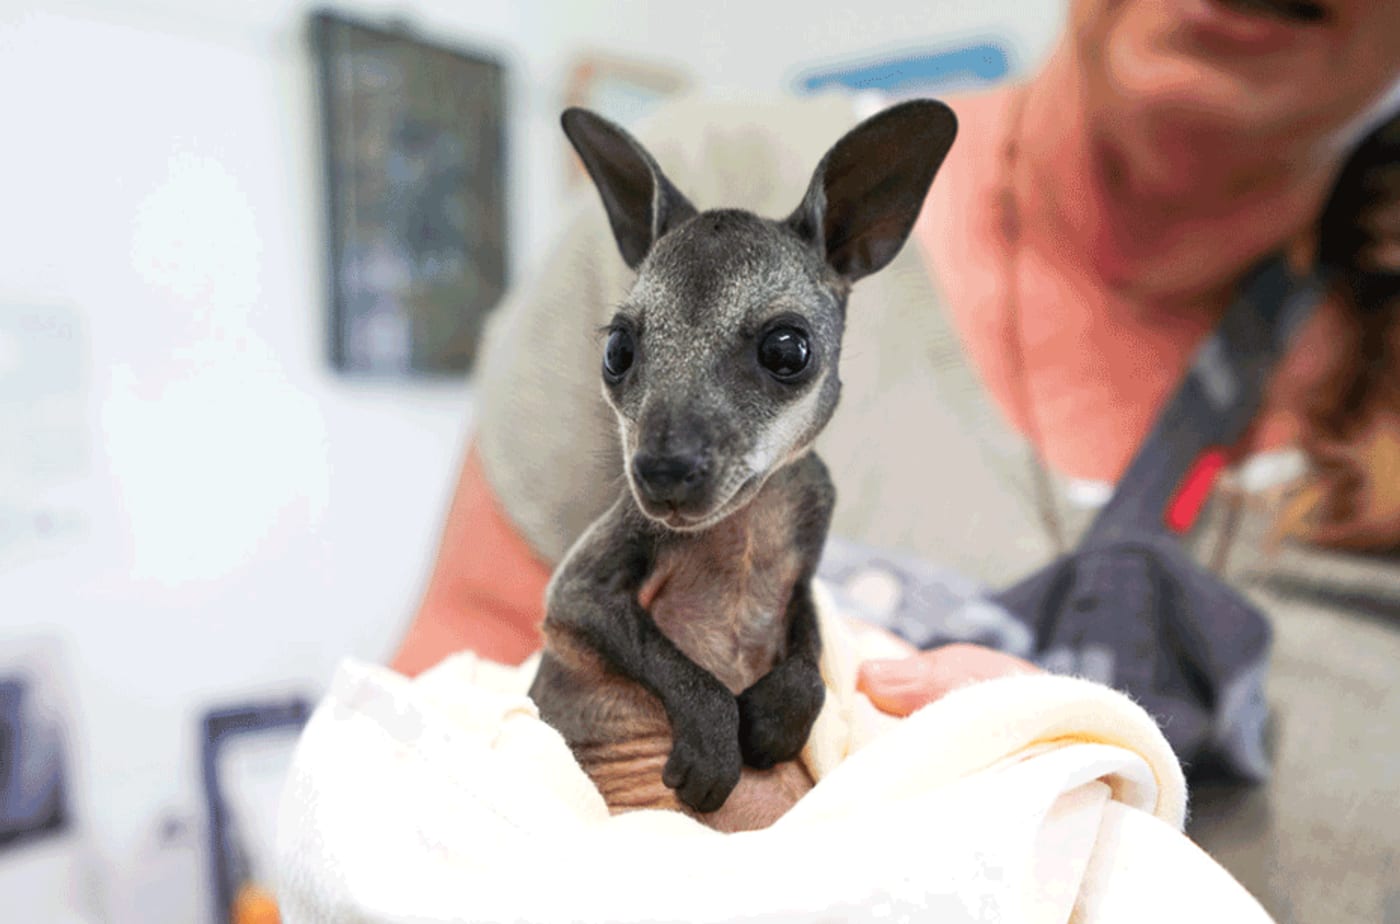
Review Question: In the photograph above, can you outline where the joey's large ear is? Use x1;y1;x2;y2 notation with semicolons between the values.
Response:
787;99;958;282
561;107;698;270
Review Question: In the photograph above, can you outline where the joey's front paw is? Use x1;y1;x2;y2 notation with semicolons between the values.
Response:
738;658;825;769
663;695;741;814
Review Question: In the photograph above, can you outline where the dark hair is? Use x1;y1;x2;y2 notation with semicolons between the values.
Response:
1281;111;1400;551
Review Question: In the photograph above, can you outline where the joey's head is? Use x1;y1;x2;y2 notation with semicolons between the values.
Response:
562;101;957;530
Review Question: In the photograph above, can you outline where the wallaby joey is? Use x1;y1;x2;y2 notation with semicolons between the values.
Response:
528;100;958;832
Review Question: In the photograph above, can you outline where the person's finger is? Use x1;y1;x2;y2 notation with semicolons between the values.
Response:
857;644;1041;717
857;656;943;716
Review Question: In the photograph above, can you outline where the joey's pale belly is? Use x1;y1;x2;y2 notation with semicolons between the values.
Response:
648;588;793;693
640;505;804;694
537;458;831;831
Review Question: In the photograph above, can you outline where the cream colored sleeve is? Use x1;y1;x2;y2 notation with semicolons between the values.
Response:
472;189;632;566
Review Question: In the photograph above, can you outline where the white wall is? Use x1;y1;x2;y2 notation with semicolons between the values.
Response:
0;0;1064;919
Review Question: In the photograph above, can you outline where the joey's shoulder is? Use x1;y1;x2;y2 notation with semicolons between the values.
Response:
785;452;835;506
552;494;660;589
745;454;835;534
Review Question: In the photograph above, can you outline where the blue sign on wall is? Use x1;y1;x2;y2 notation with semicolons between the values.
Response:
794;40;1012;98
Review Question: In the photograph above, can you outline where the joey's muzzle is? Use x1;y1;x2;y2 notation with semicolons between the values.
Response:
631;451;711;510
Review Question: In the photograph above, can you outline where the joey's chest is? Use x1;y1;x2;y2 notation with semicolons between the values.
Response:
639;484;808;694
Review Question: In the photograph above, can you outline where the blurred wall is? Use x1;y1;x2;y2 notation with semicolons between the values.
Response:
0;0;1064;919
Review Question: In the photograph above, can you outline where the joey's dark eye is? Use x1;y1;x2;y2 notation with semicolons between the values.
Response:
758;326;810;380
603;328;635;382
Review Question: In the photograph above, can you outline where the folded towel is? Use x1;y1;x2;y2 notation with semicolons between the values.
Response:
275;582;1272;923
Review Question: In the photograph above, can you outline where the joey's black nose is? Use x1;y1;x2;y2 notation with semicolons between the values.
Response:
631;452;709;507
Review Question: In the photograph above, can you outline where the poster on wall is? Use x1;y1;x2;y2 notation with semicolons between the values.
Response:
791;39;1013;101
310;10;507;376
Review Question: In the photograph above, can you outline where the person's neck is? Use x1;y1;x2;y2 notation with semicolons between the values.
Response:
1013;43;1335;311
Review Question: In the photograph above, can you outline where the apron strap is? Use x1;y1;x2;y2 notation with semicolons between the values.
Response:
1082;255;1326;548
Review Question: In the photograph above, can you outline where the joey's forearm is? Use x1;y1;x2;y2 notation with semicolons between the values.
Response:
566;595;733;716
783;579;822;665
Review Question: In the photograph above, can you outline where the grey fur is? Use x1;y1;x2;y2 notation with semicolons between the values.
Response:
530;100;958;820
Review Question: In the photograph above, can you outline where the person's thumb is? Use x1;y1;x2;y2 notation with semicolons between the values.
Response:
856;656;941;717
858;645;1042;717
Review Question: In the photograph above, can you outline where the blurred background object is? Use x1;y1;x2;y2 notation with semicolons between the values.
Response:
0;0;1061;920
0;675;68;851
793;39;1011;100
562;51;692;185
0;638;100;922
310;11;507;376
200;698;310;924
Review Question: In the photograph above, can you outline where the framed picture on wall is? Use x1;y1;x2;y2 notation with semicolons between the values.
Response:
310;10;507;376
200;696;312;924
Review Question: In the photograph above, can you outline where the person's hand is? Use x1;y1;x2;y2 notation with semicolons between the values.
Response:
857;644;1041;718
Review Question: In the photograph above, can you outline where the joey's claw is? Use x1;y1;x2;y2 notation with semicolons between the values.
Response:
665;733;741;813
738;659;825;769
664;696;742;813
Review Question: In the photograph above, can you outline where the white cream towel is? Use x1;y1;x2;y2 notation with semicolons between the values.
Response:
275;583;1273;923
